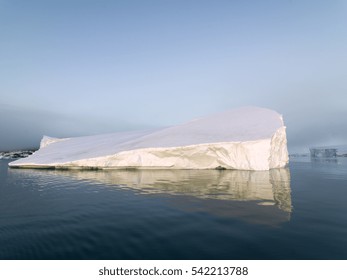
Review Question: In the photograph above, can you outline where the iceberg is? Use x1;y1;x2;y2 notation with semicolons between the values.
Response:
9;106;289;170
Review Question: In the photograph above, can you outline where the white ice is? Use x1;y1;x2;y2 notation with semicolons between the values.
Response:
9;106;289;170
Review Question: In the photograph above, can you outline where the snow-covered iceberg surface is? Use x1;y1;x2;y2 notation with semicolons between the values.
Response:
9;107;289;170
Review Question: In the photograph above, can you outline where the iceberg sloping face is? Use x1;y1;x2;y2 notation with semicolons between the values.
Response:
9;107;289;170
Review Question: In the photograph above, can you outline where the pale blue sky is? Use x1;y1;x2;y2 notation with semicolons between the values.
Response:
1;0;347;151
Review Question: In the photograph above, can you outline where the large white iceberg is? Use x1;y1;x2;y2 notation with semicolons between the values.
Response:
9;107;289;170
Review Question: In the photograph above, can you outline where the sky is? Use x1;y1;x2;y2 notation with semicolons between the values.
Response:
1;0;347;152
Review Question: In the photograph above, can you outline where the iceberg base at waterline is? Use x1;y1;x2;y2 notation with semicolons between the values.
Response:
9;107;289;171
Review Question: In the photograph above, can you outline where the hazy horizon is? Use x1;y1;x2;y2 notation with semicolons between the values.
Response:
1;1;347;153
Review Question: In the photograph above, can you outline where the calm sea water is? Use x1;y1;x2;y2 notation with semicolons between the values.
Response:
0;158;347;260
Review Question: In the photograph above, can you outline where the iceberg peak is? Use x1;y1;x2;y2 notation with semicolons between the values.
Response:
40;135;69;148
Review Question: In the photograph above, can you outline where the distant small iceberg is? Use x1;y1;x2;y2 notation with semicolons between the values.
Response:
9;107;289;171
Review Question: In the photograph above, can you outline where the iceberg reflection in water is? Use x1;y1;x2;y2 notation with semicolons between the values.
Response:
10;167;292;225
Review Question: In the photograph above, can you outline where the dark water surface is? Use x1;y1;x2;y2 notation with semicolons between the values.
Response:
0;158;346;259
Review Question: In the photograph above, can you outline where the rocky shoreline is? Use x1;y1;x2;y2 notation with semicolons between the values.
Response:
0;150;36;160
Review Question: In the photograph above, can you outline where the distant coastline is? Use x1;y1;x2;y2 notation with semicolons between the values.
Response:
0;150;36;160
